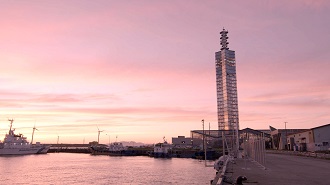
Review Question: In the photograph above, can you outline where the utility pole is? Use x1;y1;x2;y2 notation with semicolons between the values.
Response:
202;119;207;165
202;119;205;151
209;122;211;148
285;122;288;150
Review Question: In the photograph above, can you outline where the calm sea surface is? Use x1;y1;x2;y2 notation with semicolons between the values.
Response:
0;153;216;185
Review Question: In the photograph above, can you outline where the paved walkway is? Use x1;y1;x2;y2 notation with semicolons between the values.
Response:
222;153;330;185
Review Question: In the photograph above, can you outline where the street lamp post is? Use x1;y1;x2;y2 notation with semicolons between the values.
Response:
202;119;207;165
202;119;205;151
285;122;288;150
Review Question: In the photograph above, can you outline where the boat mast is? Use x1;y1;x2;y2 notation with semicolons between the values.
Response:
8;119;14;135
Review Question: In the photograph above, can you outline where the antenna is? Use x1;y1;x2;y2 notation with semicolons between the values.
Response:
8;118;14;135
220;28;229;50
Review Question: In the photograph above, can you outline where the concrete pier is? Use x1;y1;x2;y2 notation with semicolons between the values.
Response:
220;153;330;185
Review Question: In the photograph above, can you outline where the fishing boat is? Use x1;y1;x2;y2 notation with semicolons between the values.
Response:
0;119;50;155
149;137;172;158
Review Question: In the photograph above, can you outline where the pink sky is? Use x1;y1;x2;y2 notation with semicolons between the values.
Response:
0;1;329;144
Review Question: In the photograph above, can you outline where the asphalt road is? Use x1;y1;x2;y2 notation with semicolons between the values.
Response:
222;153;330;185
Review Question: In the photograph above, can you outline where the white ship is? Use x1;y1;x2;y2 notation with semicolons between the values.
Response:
0;119;50;155
150;137;172;158
108;142;127;152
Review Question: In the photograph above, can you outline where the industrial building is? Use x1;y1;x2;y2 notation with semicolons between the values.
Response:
171;136;202;149
269;127;308;150
286;123;330;152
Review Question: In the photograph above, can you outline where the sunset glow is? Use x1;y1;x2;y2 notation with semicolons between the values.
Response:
0;1;329;144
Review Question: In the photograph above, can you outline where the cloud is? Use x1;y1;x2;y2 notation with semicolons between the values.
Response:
1;1;329;143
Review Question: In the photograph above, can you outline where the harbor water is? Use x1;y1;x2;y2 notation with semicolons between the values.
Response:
0;153;215;185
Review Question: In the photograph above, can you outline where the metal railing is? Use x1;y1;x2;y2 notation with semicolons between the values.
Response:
243;134;266;169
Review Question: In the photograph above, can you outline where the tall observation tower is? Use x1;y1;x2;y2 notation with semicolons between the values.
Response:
215;28;239;132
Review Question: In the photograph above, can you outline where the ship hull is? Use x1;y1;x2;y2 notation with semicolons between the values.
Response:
0;146;49;155
37;145;51;154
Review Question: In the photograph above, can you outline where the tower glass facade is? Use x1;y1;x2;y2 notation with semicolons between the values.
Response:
215;29;239;131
